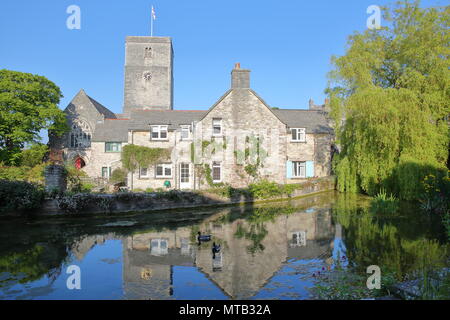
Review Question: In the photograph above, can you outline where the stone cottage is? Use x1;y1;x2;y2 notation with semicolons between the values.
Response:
49;36;334;190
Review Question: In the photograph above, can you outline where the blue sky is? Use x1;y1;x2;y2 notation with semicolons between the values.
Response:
1;0;446;116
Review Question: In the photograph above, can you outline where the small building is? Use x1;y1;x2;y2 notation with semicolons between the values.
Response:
50;36;334;190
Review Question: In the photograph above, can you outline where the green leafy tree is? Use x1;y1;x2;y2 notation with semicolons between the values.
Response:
20;143;49;167
0;70;68;165
327;1;449;199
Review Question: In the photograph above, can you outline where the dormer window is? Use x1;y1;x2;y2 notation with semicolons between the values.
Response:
291;128;306;142
151;125;168;140
212;118;222;136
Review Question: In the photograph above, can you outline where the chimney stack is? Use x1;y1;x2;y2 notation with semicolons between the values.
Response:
231;63;250;89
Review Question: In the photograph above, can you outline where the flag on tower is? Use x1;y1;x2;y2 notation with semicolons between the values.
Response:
152;6;156;20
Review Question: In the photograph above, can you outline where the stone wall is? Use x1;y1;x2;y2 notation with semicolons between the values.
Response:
44;165;67;193
34;176;335;217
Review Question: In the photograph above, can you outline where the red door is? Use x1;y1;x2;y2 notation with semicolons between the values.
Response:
75;157;85;169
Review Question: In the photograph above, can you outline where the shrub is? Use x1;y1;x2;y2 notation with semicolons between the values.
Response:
418;171;449;214
145;187;154;193
110;168;127;185
248;180;283;199
65;165;87;192
56;193;92;213
81;183;94;193
0;164;45;184
0;180;45;214
370;189;399;214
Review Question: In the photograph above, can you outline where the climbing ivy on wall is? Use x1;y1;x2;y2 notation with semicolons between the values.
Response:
121;144;171;171
236;135;268;181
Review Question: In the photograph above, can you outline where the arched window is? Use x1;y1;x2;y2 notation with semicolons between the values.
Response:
69;120;91;148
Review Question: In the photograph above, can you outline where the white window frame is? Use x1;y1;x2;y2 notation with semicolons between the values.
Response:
291;231;307;247
105;142;122;153
292;161;306;178
151;125;168;140
180;125;191;140
291;128;306;142
212;161;222;183
139;167;149;179
155;163;172;178
101;167;111;179
212;118;222;136
150;239;168;256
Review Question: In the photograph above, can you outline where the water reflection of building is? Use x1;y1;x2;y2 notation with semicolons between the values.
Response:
121;204;336;300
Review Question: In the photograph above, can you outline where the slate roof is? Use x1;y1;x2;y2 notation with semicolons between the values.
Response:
272;109;333;134
91;105;332;142
92;119;130;142
127;110;206;130
91;110;207;142
87;95;117;119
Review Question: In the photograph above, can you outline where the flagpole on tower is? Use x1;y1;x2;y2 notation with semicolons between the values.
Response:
151;6;156;36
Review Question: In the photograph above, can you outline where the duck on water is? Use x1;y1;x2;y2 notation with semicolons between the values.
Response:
197;231;211;243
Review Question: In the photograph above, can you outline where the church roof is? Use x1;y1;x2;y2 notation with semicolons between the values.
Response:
87;95;117;119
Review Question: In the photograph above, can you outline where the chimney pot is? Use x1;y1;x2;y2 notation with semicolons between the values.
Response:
231;64;250;89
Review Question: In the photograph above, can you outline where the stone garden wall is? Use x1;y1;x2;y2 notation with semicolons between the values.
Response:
34;176;335;217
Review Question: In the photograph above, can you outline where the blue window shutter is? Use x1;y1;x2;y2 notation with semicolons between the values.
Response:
306;161;314;178
286;161;293;178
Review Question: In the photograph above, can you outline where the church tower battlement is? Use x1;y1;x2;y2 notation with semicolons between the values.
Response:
123;36;173;113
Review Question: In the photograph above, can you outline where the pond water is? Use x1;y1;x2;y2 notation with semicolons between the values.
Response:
0;192;448;300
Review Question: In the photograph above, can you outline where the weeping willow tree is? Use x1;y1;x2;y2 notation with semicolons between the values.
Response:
327;1;449;200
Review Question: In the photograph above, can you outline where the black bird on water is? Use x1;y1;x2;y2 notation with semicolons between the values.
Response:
197;232;211;245
212;242;221;259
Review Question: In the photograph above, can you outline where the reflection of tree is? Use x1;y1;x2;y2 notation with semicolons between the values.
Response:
333;195;449;280
235;223;268;255
247;205;296;224
0;245;64;284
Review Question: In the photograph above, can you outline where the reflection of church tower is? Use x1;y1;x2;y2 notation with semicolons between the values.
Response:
123;36;174;114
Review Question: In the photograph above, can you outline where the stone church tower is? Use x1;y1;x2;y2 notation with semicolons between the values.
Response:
123;36;174;113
